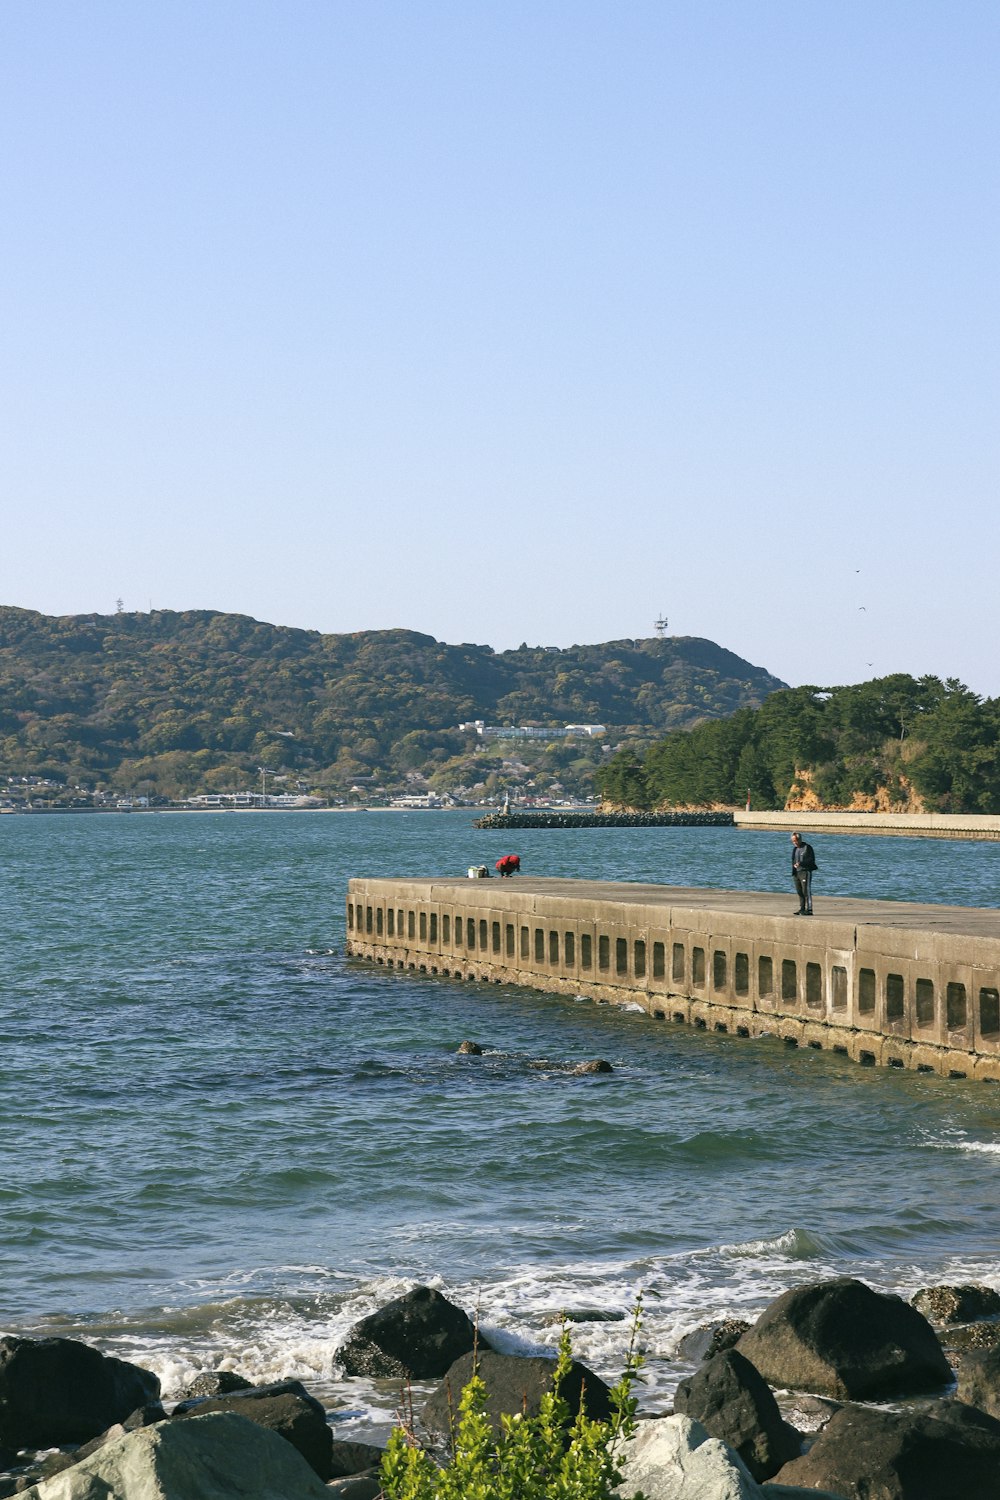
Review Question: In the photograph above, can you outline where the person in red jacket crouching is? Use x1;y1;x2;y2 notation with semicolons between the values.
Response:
495;854;521;877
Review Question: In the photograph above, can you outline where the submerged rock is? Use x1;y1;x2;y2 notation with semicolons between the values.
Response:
456;1040;483;1055
572;1059;613;1074
542;1307;627;1326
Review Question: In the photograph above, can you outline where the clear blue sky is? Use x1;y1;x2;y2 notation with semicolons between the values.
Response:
3;3;998;694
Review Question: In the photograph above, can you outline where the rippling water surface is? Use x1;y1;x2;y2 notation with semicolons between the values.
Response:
3;811;1000;1434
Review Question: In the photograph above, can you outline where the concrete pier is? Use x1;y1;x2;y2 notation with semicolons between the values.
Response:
345;876;1000;1081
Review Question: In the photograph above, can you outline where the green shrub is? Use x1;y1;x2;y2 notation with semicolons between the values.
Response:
379;1309;646;1500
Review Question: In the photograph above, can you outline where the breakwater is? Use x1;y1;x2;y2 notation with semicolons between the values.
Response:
346;875;1000;1080
475;809;1000;839
474;810;733;829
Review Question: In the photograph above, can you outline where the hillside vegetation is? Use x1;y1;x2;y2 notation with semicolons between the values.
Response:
598;674;1000;814
0;607;784;801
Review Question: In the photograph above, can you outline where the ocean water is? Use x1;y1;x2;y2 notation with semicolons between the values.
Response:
3;809;1000;1438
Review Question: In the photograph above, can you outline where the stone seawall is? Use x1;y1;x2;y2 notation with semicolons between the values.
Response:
735;811;1000;840
345;876;1000;1082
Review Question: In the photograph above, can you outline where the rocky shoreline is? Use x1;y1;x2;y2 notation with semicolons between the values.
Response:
3;1277;1000;1498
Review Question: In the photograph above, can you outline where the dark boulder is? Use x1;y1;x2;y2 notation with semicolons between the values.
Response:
176;1370;253;1400
173;1379;333;1480
675;1318;751;1363
329;1439;385;1478
673;1348;801;1481
571;1059;613;1074
736;1277;951;1399
337;1286;485;1380
456;1040;483;1055
912;1283;1000;1326
421;1350;612;1441
956;1345;1000;1419
0;1336;160;1449
775;1398;1000;1499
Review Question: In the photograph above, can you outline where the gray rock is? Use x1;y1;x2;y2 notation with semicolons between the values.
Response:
337;1285;484;1380
422;1349;612;1441
615;1414;765;1499
911;1283;1000;1326
456;1040;483;1054
735;1277;951;1400
572;1059;613;1074
16;1411;330;1499
325;1478;381;1500
774;1398;1000;1499
675;1320;752;1364
0;1337;160;1450
955;1344;1000;1418
674;1350;801;1481
173;1380;332;1480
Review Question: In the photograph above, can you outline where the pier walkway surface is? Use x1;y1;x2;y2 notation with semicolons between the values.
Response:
346;876;1000;1080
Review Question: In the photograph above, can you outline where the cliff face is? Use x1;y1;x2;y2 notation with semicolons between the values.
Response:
599;674;1000;815
784;768;928;814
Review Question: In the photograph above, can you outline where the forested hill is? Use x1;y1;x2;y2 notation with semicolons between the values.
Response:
0;607;784;798
598;675;1000;814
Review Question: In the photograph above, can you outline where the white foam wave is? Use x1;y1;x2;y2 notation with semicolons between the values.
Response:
33;1239;1000;1439
937;1138;1000;1157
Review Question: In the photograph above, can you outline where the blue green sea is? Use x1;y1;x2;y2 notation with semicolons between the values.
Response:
4;810;1000;1437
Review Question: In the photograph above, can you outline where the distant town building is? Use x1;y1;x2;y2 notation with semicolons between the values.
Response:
388;792;450;809
458;721;606;740
186;793;324;809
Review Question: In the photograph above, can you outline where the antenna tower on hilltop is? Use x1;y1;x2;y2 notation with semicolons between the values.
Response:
654;613;669;637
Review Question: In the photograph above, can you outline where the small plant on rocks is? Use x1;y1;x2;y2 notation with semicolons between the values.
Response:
379;1304;646;1500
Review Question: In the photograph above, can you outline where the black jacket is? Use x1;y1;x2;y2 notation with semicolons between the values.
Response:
792;840;816;872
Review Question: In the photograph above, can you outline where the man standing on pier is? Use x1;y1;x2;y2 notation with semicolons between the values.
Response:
791;832;817;915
